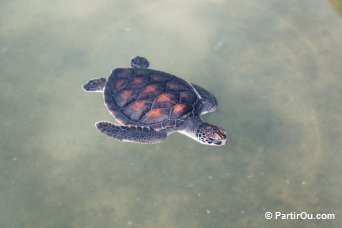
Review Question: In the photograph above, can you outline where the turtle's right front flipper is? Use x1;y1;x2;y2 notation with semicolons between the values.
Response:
96;121;167;144
83;78;106;92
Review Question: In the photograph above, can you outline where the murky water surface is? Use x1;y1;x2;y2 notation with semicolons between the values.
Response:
0;0;341;227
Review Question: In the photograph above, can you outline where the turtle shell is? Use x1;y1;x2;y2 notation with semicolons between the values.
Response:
104;67;202;130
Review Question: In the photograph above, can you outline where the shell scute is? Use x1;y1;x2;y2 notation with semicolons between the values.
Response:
153;92;178;108
176;120;184;127
115;68;133;79
141;108;170;124
180;91;197;104
114;89;140;108
166;81;189;91
151;73;172;82
115;113;130;125
131;77;150;90
171;103;192;119
162;119;176;128
122;98;153;121
138;83;165;99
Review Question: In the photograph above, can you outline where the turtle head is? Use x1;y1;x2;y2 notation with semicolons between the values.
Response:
195;123;228;146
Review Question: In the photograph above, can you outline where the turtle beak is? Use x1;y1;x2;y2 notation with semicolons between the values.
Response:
213;129;228;146
214;139;227;146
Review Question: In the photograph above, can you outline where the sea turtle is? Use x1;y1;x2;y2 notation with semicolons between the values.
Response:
83;56;228;146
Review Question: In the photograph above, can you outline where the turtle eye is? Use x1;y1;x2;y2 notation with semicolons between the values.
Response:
218;129;226;135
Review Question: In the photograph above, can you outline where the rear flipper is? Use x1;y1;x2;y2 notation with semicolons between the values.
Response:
83;78;106;92
96;121;167;144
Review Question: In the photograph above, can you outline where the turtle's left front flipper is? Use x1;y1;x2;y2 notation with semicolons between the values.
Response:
96;121;167;144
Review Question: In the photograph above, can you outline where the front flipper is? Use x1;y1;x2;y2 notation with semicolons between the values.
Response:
191;83;218;114
96;121;167;144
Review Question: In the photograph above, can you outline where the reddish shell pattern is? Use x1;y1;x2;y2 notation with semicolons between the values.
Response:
104;68;202;130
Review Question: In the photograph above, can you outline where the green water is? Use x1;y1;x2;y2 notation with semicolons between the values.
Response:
1;0;341;227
